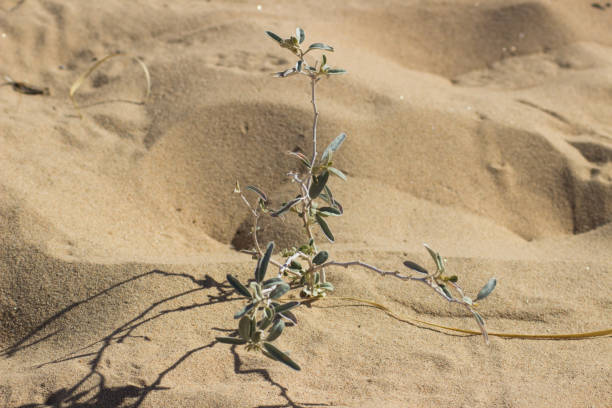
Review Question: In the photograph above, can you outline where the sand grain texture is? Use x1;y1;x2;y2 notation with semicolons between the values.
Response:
1;0;611;407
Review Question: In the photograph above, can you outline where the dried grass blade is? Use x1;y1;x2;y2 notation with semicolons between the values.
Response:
70;53;151;117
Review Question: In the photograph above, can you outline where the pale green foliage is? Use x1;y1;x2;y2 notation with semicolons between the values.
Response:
216;28;497;371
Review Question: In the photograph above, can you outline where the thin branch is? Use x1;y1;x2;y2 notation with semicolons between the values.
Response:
309;76;319;178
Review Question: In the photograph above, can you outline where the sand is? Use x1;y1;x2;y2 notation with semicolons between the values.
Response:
1;0;611;406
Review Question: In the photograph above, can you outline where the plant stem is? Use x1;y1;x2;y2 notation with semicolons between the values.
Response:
309;76;319;173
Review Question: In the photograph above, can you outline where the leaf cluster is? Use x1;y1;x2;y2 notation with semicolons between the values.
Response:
266;28;346;78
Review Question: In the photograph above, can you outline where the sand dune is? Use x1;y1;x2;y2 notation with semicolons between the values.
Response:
1;1;611;407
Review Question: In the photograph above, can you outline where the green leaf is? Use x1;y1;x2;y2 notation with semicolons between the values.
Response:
273;301;300;314
227;274;251;298
246;185;268;202
316;214;335;242
327;167;347;181
439;284;453;299
309;171;329;199
287;151;311;168
239;315;253;340
258;307;275;330
296;27;305;44
463;296;473;305
320;187;343;214
319;282;334;291
321;54;327;67
250;281;263;300
263;277;285;289
327;68;347;75
308;43;334;52
472;310;485;327
318;207;342;217
234;302;255;319
321;133;346;165
403;261;428;275
295;60;303;72
312;251;329;265
424;244;444;273
263;342;301;370
289;260;303;270
270;197;303;217
255;242;274;283
216;336;247;345
266;31;283;44
475;278;497;302
266;319;285;342
273;67;297;78
270;282;291;299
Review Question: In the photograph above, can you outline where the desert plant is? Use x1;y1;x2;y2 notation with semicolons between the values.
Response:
216;28;497;370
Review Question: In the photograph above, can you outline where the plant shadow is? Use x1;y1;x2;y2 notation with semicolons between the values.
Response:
230;346;333;408
5;268;333;407
6;269;235;407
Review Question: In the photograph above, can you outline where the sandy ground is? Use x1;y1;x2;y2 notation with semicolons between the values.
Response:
1;0;611;407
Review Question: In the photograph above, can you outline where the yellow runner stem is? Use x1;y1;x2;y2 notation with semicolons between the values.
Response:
308;296;612;340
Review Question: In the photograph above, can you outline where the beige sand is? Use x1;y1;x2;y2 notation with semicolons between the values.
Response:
1;0;611;406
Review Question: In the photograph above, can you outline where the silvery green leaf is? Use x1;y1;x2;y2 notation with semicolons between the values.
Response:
403;261;429;274
308;43;334;52
266;319;285;341
238;315;252;340
317;207;342;216
309;171;329;199
258;307;275;330
296;27;305;44
295;60;303;72
279;310;298;325
327;167;347;181
475;278;497;301
287;151;311;168
312;251;329;265
270;197;302;217
319;282;334;291
262;349;279;361
263;277;285;289
424;244;444;272
216;336;247;345
270;282;291;299
273;301;300;314
250;281;262;300
472;310;485;327
234;302;256;319
265;31;283;44
262;342;301;370
316;214;335;242
321;133;346;165
246;185;268;202
255;242;274;283
463;296;473;305
327;68;347;75
439;284;452;299
227;274;251;297
273;68;297;78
